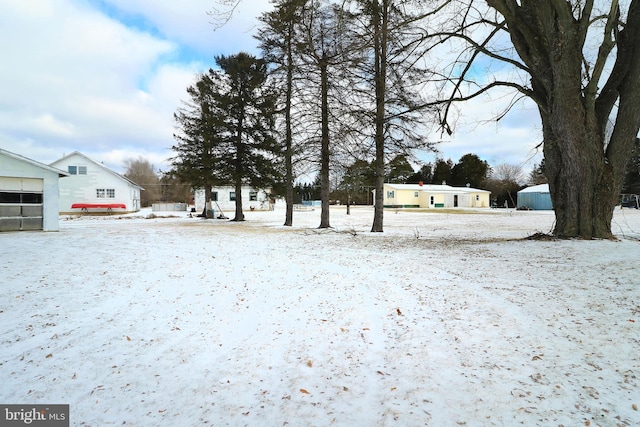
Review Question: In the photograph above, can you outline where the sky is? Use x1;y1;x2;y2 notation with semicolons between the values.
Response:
0;0;543;178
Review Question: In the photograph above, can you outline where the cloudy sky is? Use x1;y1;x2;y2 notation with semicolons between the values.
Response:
1;0;542;177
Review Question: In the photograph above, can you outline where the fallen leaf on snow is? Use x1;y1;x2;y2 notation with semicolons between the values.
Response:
396;308;403;315
126;336;131;341
632;403;638;411
300;389;310;394
45;353;53;359
306;360;313;367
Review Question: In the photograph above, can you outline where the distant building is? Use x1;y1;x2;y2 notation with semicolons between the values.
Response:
375;183;491;208
194;185;273;216
50;151;143;214
0;148;68;231
517;184;552;210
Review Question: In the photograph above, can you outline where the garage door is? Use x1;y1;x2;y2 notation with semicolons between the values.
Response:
0;177;44;231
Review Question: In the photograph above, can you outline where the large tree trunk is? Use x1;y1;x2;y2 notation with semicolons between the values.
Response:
541;112;615;238
488;0;640;238
370;0;388;233
232;178;244;222
319;55;331;229
233;116;245;222
284;16;295;227
204;184;214;219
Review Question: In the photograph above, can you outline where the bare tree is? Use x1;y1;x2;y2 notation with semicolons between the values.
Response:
257;0;308;226
123;157;160;207
345;0;438;232
433;1;640;238
486;163;525;207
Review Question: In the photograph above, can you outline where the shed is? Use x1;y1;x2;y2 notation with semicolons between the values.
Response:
50;151;143;214
377;183;491;208
0;148;69;231
517;184;552;210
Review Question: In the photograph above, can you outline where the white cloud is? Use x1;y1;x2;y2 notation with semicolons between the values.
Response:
0;0;201;171
0;0;544;179
100;0;273;55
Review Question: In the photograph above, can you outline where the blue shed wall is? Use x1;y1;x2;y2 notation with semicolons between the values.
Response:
517;192;553;210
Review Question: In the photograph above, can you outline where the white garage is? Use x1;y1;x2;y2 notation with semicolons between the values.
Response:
0;148;68;231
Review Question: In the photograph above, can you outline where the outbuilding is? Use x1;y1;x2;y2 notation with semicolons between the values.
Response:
517;184;552;210
194;185;273;216
377;183;491;208
50;151;143;214
0;148;68;231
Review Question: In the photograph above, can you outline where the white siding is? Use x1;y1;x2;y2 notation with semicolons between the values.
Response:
194;186;272;214
51;153;141;213
0;151;64;231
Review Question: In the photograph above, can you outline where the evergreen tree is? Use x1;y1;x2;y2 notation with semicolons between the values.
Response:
406;163;433;184
212;52;280;221
386;155;414;183
172;73;225;218
622;138;640;195
450;154;491;188
172;53;279;221
432;158;453;185
528;160;548;186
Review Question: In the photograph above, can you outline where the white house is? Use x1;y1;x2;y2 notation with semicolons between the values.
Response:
0;148;68;231
194;185;273;216
377;183;491;208
50;151;143;214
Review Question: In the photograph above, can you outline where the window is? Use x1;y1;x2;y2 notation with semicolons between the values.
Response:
430;196;434;205
475;195;480;201
386;190;394;198
0;192;42;204
107;189;115;198
96;189;105;198
229;191;236;201
414;192;419;197
212;192;218;202
68;165;87;175
249;191;258;201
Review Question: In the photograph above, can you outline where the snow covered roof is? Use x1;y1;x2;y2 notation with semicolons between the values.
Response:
518;184;549;193
384;183;491;193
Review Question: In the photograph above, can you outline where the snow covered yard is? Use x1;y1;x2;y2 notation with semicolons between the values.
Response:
1;206;639;426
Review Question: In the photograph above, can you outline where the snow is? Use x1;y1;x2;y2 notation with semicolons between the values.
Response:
1;206;639;426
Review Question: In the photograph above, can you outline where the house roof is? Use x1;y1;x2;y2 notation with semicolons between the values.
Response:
50;151;144;190
384;183;491;194
0;147;69;177
518;184;549;194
